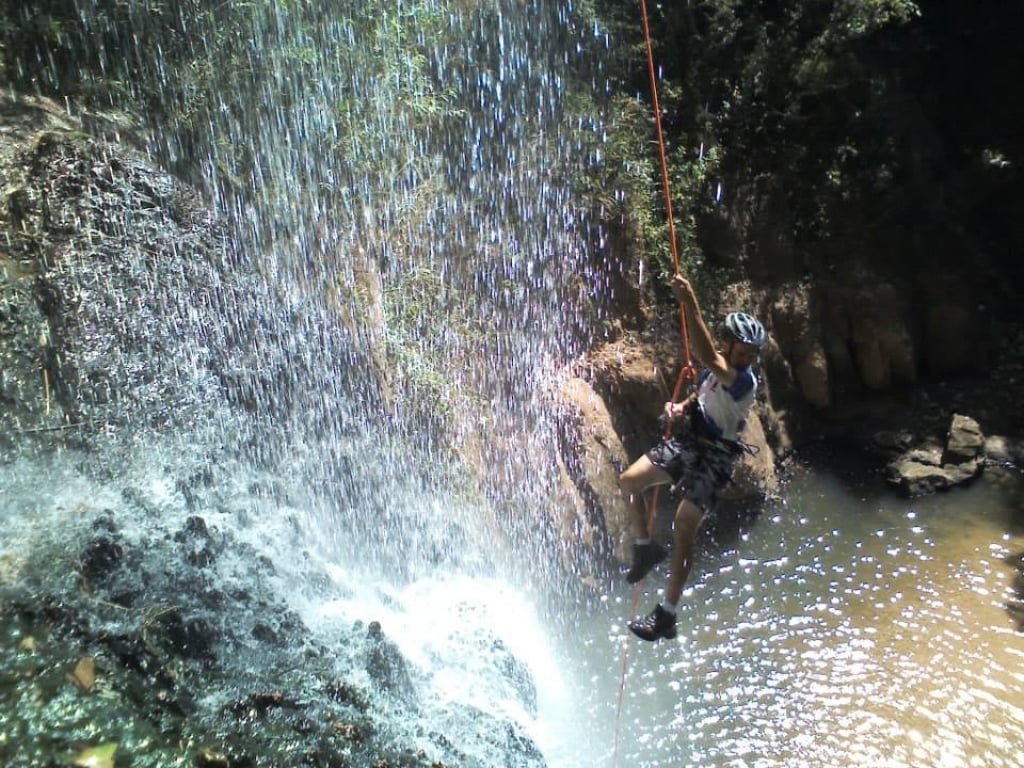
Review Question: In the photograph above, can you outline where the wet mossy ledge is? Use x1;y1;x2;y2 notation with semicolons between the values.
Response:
0;96;386;447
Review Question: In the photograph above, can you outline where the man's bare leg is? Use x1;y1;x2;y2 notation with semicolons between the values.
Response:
628;497;704;641
665;499;703;605
618;455;671;538
618;456;672;583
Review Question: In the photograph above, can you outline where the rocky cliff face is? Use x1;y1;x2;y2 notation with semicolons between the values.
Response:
550;158;1024;574
0;97;236;444
0;96;383;458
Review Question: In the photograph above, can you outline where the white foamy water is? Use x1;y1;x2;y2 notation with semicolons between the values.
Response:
307;573;577;761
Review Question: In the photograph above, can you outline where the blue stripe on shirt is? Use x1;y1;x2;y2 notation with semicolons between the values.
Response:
725;366;755;400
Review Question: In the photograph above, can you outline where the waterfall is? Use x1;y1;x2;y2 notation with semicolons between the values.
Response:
101;0;600;570
18;0;609;582
1;1;612;765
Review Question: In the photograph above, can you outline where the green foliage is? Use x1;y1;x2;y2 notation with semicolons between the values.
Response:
0;1;467;191
380;262;490;445
567;0;732;306
571;0;947;300
5;0;1017;335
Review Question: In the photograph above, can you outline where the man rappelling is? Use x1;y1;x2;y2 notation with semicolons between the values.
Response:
619;273;767;641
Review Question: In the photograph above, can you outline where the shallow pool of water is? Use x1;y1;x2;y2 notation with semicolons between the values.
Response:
541;463;1024;767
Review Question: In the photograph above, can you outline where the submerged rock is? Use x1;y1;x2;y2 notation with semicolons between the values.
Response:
80;532;124;583
365;620;418;707
984;435;1024;467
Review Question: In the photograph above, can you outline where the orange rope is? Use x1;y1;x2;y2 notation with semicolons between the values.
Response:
612;0;699;763
638;0;696;391
640;0;680;277
636;0;697;522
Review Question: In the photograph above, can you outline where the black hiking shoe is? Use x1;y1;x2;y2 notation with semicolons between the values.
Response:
628;604;678;641
625;541;667;584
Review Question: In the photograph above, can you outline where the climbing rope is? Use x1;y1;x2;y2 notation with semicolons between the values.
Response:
612;0;699;762
637;0;696;388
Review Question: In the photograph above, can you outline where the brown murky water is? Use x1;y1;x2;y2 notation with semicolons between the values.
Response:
545;462;1024;767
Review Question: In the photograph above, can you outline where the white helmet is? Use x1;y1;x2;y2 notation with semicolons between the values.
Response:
725;312;767;347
